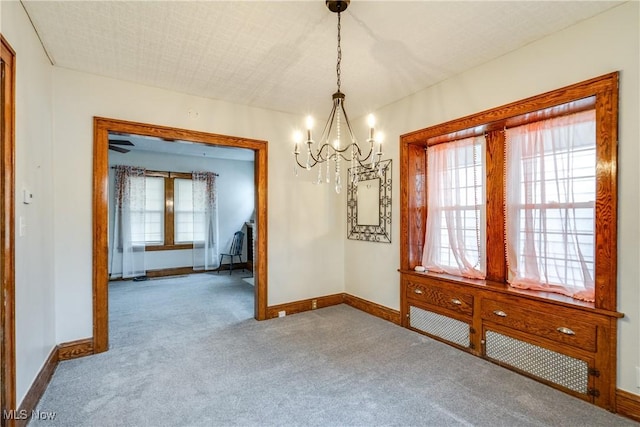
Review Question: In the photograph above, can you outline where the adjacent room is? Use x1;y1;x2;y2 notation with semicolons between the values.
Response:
107;133;257;348
1;0;639;426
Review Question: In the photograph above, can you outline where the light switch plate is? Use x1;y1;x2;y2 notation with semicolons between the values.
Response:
23;189;33;204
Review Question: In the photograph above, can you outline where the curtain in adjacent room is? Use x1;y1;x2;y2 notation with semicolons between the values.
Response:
505;109;596;301
192;171;219;270
110;165;146;279
422;136;486;279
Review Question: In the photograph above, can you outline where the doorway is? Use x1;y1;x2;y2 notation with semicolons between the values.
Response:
0;34;16;422
93;117;268;353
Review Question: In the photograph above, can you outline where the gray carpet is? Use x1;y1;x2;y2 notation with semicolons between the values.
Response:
32;273;636;426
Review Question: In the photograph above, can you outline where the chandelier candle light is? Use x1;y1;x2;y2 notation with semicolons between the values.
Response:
293;0;384;194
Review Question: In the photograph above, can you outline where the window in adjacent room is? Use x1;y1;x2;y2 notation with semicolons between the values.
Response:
174;177;197;243
125;170;213;250
141;176;165;245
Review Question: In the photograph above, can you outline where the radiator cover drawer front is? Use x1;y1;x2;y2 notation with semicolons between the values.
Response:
481;299;597;352
409;305;471;348
406;281;473;316
484;330;591;396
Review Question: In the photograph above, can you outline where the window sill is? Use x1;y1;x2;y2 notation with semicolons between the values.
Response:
398;269;623;319
145;244;193;252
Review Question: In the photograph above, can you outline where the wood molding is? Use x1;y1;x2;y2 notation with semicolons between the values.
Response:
109;264;251;281
401;72;619;145
144;243;192;252
57;338;94;361
15;347;57;427
343;293;401;325
617;389;640;422
12;339;93;426
484;130;506;283
254;139;268;321
147;263;250;278
146;267;197;279
266;293;400;325
266;294;344;319
94;117;269;353
1;34;17;427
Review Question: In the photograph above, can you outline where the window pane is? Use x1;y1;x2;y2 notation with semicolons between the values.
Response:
174;178;194;243
506;109;596;297
145;177;164;244
422;136;486;279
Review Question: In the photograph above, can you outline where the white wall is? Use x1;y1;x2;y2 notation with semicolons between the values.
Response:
1;1;57;407
107;150;255;275
344;2;640;394
52;67;345;343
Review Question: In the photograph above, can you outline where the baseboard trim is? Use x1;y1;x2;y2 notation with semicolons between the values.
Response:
145;266;197;278
15;347;58;427
617;389;640;422
343;293;401;325
266;293;400;325
58;338;94;361
147;264;250;277
266;293;344;318
109;263;251;281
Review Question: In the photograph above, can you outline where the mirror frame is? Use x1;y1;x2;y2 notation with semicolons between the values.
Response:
347;159;392;243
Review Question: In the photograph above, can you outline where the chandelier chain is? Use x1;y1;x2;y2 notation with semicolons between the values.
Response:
336;12;342;92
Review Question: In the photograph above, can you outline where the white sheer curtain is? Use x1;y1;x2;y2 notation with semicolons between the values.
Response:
505;109;596;301
110;165;146;279
192;172;219;271
422;136;486;279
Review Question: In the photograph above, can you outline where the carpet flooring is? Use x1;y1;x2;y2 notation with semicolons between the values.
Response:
32;273;636;426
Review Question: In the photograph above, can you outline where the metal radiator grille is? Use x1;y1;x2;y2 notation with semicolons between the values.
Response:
409;305;470;347
485;330;588;394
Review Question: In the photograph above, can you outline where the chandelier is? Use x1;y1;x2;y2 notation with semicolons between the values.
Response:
293;0;384;194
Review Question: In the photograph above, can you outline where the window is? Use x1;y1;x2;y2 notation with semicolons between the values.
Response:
174;178;202;243
140;171;199;250
141;176;165;244
402;73;618;309
422;136;486;279
421;107;596;299
506;110;596;300
116;169;218;251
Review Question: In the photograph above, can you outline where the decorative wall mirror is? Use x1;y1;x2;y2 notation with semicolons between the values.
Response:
347;159;392;243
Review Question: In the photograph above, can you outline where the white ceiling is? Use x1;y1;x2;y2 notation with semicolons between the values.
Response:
22;0;624;158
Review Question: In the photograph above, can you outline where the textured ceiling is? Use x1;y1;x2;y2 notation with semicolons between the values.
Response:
22;0;624;120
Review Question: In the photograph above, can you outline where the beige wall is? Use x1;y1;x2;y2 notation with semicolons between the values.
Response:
1;1;57;406
344;2;640;394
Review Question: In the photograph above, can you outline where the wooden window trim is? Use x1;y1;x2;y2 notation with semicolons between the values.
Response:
145;243;192;252
400;72;619;312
